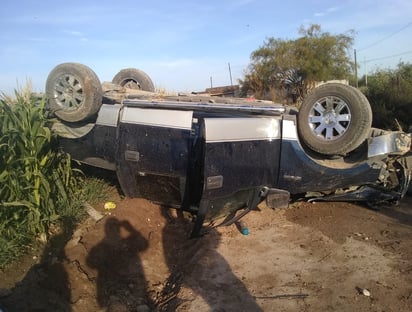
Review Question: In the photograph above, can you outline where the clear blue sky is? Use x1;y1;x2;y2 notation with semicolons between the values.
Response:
1;0;411;94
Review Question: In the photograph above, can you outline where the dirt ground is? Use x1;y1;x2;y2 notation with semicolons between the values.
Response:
1;192;412;311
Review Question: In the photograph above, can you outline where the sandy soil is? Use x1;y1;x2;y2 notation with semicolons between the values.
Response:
1;194;411;312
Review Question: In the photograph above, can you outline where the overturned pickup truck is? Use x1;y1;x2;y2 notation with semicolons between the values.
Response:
46;63;412;236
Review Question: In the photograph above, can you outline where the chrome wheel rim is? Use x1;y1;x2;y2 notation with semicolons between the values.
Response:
53;74;84;111
308;96;351;141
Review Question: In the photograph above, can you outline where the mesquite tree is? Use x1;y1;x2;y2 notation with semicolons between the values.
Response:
241;24;355;105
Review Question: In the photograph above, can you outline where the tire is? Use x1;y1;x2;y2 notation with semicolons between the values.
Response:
46;63;103;122
112;68;155;92
297;83;372;156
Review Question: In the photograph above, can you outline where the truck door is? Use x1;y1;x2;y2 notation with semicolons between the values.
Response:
199;116;282;221
116;106;194;207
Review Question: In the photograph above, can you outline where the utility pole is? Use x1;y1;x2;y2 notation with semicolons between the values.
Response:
228;62;233;87
354;49;358;87
210;76;213;88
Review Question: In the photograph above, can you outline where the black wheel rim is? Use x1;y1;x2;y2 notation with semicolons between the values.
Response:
122;79;141;89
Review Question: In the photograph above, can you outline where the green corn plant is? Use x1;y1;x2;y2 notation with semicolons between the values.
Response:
0;87;112;268
0;88;84;266
1;92;49;233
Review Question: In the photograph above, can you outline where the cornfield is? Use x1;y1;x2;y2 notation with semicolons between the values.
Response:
0;88;84;266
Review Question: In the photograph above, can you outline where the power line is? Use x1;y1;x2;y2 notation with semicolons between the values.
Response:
358;21;412;52
364;50;412;63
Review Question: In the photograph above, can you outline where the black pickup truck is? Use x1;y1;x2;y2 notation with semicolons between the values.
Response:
46;63;412;236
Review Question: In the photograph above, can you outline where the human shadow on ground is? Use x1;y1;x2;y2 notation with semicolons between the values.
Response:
158;207;263;311
86;217;153;310
0;223;73;312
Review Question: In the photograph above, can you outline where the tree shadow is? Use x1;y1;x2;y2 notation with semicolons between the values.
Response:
86;217;153;310
158;207;263;311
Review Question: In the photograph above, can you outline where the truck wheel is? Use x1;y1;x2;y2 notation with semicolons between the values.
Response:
112;68;155;92
297;83;372;156
46;63;103;122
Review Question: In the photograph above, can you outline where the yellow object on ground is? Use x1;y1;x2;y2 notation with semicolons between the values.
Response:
104;201;117;210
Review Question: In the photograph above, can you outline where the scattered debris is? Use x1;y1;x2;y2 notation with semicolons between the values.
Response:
253;293;309;300
235;220;249;235
353;232;371;241
84;202;104;221
104;201;117;210
356;287;371;297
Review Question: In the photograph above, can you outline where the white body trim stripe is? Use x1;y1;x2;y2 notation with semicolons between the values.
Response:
96;104;122;127
282;119;298;140
205;117;281;143
121;107;193;130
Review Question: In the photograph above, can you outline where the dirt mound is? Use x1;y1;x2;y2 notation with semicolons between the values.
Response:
1;197;412;311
